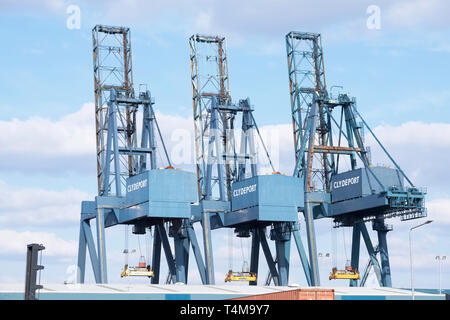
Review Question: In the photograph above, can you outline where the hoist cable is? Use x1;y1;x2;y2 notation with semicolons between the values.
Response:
250;113;276;172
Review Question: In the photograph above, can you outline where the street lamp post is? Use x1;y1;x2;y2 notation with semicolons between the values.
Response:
436;255;447;295
409;220;433;300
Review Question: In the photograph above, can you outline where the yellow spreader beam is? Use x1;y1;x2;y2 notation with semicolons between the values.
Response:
225;271;257;282
329;267;360;280
121;265;154;278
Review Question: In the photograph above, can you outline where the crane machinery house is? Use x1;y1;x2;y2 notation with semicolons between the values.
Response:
227;174;304;226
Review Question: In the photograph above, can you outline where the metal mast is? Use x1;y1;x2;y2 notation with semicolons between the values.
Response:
93;25;136;196
286;32;330;190
190;34;258;284
286;32;326;286
190;35;235;201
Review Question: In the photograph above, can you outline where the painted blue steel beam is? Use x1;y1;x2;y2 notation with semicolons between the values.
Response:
289;94;321;286
249;228;260;286
292;225;312;286
270;223;292;286
172;221;190;284
77;222;87;283
201;209;215;284
77;220;101;284
303;194;320;286
275;233;291;286
186;224;207;284
259;229;280;286
377;231;392;287
359;224;383;285
96;207;108;283
151;226;162;284
157;224;177;284
373;219;393;287
350;223;361;287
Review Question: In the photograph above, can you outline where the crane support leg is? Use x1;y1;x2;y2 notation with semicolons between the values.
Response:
157;224;177;284
201;211;215;284
96;207;108;283
350;223;361;287
360;223;383;286
303;195;320;286
174;232;190;284
292;225;312;286
151;226;162;284
377;231;392;287
260;228;280;286
77;221;87;283
374;219;392;287
272;223;291;286
275;239;291;286
249;228;260;286
187;224;207;284
77;219;101;283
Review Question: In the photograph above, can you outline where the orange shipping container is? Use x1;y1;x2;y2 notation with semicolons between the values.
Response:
229;288;334;300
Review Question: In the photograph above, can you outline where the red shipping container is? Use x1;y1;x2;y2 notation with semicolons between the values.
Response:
229;288;334;300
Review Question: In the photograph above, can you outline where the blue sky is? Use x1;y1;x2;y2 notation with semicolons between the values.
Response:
0;0;449;290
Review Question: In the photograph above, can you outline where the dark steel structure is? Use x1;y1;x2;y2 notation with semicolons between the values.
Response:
286;31;426;287
77;25;204;285
25;243;45;300
189;34;311;286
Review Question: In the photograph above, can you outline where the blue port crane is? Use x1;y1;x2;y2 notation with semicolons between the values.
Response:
189;34;313;286
76;25;206;284
285;31;427;287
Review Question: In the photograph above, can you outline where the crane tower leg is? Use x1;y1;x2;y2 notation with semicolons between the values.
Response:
304;195;320;286
173;226;190;284
202;211;215;284
249;228;260;286
360;223;383;286
96;207;108;284
272;223;292;286
374;219;392;287
350;223;361;287
260;229;280;286
77;221;87;284
151;227;162;284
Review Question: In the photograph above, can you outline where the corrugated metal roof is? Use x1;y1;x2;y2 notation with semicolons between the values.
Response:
1;283;288;294
0;283;445;300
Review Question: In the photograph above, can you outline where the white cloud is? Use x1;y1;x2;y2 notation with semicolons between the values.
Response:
368;121;450;191
372;121;450;149
0;229;77;258
427;198;450;225
0;102;94;157
93;0;450;36
4;0;450;52
0;0;66;14
0;180;91;227
86;0;450;53
0;103;191;173
0;103;96;173
385;0;450;29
